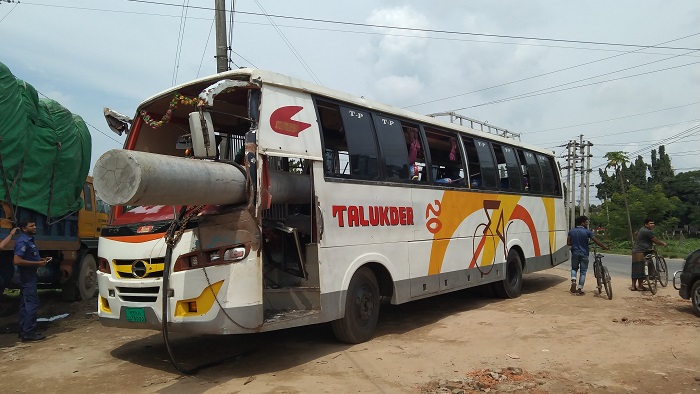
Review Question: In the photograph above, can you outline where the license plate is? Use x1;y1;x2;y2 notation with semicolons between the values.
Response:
125;307;146;323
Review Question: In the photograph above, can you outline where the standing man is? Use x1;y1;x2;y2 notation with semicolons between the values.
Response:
13;219;50;342
567;216;608;295
631;218;667;291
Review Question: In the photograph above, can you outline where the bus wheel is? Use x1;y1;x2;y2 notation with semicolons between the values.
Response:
493;250;523;299
77;254;98;301
331;267;380;344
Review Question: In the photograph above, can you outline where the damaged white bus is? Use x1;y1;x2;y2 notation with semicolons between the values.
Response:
94;69;568;344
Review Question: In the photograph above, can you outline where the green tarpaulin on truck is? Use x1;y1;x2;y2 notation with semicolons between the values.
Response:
0;61;91;219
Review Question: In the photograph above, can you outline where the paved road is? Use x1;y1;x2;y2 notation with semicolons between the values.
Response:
554;252;686;284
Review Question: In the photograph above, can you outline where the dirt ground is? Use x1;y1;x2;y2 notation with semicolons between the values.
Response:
1;267;699;394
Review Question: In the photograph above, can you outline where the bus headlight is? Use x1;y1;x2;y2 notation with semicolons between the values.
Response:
174;244;250;272
98;257;111;274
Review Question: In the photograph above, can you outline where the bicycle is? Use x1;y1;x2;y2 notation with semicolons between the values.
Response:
641;246;667;295
591;245;612;300
649;247;669;287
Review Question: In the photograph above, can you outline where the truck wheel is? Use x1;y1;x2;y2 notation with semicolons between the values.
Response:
691;280;700;318
77;254;98;301
331;267;380;344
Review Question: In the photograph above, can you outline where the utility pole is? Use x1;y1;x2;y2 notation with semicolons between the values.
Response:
584;141;592;216
215;0;229;73
579;134;585;217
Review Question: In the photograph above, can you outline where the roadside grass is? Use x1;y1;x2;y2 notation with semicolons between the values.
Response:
604;237;700;259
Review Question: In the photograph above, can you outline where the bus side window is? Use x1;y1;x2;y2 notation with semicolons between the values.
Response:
404;125;427;183
318;101;379;179
424;128;466;187
493;144;523;191
537;154;558;195
464;137;498;189
518;149;542;193
372;115;412;182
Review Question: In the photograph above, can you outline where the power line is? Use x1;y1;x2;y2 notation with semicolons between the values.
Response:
0;0;19;24
526;102;700;135
407;33;700;109
14;2;700;58
196;18;215;78
250;0;322;85
171;0;190;86
590;124;700;170
535;117;700;146
123;0;700;51
451;61;700;112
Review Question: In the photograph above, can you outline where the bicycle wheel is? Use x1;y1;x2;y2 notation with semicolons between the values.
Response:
655;255;668;288
602;266;613;300
594;261;603;294
645;260;657;295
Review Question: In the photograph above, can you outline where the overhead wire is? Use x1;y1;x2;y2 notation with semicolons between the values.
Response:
408;33;700;109
250;0;322;85
122;0;700;51
171;0;190;86
196;18;215;78
526;102;700;135
227;0;238;69
12;2;700;58
0;0;19;24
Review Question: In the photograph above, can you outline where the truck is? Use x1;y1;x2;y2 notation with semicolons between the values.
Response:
0;61;105;301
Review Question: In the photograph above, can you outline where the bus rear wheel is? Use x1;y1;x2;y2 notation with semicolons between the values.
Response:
331;267;380;344
493;250;523;299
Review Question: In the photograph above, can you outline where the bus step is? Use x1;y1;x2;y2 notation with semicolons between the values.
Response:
263;286;320;311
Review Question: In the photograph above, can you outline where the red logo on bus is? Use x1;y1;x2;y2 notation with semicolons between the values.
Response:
270;106;311;137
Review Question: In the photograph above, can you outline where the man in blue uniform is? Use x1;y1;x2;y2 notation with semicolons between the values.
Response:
13;219;50;342
567;216;608;295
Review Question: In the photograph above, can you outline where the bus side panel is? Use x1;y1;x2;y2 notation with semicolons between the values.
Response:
258;84;323;160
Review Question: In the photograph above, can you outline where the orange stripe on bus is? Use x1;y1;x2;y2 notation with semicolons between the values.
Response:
103;233;164;243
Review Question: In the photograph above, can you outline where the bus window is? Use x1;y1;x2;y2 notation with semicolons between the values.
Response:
318;101;379;179
403;125;427;183
424;128;465;186
537;154;559;195
463;137;498;189
373;114;410;182
518;149;542;193
493;144;523;191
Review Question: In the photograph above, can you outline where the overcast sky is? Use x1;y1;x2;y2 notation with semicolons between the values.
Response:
1;0;699;204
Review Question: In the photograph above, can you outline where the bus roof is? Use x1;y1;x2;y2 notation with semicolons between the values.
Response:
137;68;555;157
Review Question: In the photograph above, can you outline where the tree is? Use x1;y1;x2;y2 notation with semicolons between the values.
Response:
649;145;674;187
627;155;648;190
604;151;633;245
593;184;680;244
667;170;700;229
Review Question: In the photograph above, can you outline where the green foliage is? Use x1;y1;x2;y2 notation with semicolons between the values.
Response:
666;170;700;228
593;184;680;241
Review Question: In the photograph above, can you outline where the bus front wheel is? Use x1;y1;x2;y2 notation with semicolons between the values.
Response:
332;267;380;344
493;250;523;299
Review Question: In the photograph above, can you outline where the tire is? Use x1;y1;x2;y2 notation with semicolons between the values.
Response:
602;266;613;300
656;256;668;288
645;260;657;295
493;250;523;299
331;267;380;344
691;281;700;318
594;261;602;294
77;254;98;301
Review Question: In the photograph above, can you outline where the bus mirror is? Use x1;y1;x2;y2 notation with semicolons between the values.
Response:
188;111;217;159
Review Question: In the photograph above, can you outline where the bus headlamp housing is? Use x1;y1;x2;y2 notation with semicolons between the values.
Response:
174;244;250;272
